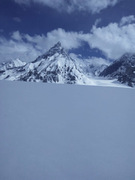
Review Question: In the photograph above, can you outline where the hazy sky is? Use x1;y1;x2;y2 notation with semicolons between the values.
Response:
0;0;135;62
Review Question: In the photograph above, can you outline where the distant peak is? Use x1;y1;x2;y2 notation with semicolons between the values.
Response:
50;41;62;50
55;41;62;47
33;41;67;63
119;53;135;62
47;41;67;55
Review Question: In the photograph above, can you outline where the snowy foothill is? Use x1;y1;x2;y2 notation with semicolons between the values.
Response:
0;80;135;180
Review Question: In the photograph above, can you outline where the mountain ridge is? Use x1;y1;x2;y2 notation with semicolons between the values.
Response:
0;42;134;87
100;53;135;87
0;42;93;85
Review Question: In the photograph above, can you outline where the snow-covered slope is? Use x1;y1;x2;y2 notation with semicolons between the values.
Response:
0;59;26;80
0;58;26;70
19;42;92;85
83;61;108;76
0;80;135;180
100;53;135;87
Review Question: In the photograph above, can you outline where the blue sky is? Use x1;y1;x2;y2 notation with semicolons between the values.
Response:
0;0;135;62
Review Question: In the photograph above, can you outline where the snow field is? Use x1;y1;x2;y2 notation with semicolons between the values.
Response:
0;81;135;180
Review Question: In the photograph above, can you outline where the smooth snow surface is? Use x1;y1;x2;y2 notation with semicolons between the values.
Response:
0;81;135;180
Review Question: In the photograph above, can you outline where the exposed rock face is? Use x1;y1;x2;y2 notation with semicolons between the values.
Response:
100;53;135;87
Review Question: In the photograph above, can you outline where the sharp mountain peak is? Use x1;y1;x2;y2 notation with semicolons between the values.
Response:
0;42;135;87
33;41;67;63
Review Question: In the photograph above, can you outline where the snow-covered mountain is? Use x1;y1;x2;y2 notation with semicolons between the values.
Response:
0;42;134;87
82;61;108;76
69;54;109;77
0;58;26;71
0;42;92;85
100;53;135;87
19;42;93;85
0;59;26;81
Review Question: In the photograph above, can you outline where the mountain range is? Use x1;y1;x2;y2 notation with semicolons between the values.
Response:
0;42;135;87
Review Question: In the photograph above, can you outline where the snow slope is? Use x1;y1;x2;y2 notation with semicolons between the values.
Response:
0;81;135;180
0;58;26;70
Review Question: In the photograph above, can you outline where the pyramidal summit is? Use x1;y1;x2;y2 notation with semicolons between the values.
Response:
0;42;135;88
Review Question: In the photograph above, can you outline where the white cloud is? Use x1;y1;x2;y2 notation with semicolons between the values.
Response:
0;15;135;62
94;18;102;26
0;29;82;62
23;28;83;51
70;53;110;66
0;33;41;62
71;0;119;14
120;15;135;26
11;31;23;41
85;56;110;66
87;17;135;59
14;0;120;14
45;28;82;49
46;15;135;60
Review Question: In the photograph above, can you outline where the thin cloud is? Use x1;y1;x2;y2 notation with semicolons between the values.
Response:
70;53;110;66
11;31;23;41
13;17;21;23
0;29;4;33
94;18;102;26
14;0;120;14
